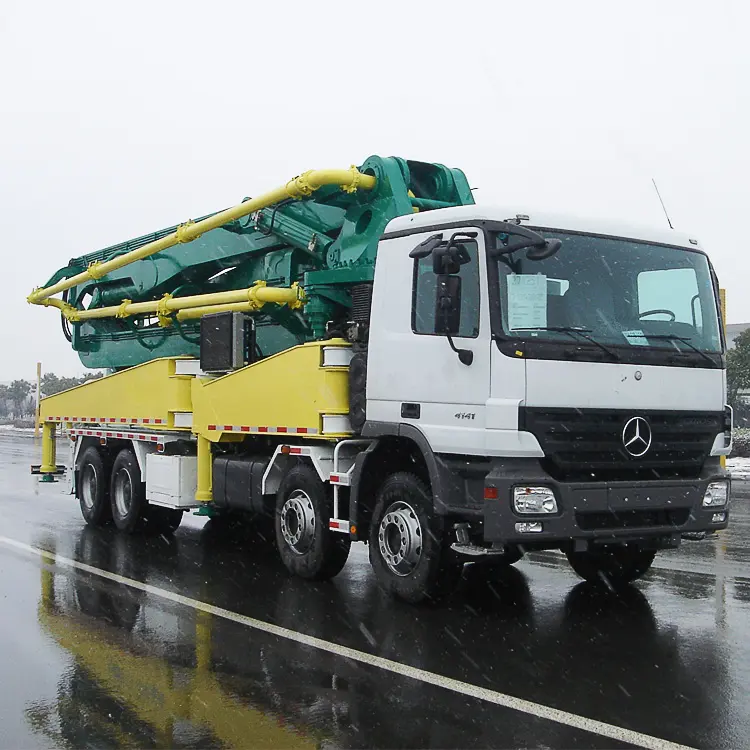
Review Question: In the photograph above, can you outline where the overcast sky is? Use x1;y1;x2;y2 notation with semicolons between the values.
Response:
1;0;748;381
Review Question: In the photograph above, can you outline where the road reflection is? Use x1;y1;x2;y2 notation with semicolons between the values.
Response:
25;523;732;749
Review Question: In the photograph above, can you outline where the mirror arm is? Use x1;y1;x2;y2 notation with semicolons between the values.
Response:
409;233;444;259
446;335;474;365
489;238;542;257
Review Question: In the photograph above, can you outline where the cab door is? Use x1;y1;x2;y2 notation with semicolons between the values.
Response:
366;228;491;456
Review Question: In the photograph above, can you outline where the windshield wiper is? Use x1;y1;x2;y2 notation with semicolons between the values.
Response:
512;326;620;361
644;334;717;366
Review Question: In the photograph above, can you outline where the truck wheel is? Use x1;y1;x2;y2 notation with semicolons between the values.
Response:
78;446;112;527
369;472;463;604
566;545;656;586
110;449;147;534
275;464;351;580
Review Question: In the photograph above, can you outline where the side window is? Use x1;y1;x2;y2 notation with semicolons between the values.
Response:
637;268;702;328
412;239;480;337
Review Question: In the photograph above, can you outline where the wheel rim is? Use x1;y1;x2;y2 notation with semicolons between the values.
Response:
378;500;423;576
113;468;133;518
280;489;316;555
81;464;98;510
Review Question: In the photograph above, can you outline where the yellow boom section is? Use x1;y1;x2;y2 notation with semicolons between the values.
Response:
42;280;306;324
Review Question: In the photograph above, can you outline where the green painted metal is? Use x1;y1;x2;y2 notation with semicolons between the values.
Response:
45;156;473;369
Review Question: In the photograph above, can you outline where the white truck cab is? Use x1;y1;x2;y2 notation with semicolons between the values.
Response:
352;204;729;597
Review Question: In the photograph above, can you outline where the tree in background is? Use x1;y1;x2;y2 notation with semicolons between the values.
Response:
8;380;31;418
41;372;103;396
0;385;9;418
727;328;750;426
0;372;104;422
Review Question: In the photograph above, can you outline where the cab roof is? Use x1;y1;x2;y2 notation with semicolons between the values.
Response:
383;204;703;251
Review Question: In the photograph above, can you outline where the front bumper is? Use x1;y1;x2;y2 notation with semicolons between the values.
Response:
482;458;729;545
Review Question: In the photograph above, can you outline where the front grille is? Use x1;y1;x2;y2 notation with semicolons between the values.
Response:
522;408;722;481
576;508;691;530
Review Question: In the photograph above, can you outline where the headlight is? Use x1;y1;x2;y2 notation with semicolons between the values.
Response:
513;486;558;514
703;481;728;507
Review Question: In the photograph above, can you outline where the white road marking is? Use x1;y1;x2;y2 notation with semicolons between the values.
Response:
0;534;696;750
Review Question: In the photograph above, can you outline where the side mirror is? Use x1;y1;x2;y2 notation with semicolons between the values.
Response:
432;243;471;275
434;274;462;335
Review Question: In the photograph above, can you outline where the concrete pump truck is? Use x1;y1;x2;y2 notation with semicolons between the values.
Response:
29;156;731;602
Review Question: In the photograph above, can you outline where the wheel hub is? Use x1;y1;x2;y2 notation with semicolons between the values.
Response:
280;489;316;555
113;469;133;518
378;501;422;576
81;464;98;510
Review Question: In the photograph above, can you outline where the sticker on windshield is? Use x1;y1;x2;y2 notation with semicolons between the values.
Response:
508;274;547;330
623;329;649;346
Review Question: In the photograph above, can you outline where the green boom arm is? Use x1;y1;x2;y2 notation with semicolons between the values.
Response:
31;156;473;370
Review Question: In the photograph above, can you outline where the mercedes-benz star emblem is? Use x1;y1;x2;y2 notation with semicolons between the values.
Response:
622;416;652;457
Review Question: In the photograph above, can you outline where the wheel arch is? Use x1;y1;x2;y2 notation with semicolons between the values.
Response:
351;423;437;539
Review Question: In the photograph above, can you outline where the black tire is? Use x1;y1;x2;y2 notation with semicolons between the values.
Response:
369;472;463;604
275;464;351;580
566;544;656;586
148;506;183;535
110;449;148;534
77;446;112;527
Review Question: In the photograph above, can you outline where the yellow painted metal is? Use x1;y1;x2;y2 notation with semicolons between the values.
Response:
175;283;304;320
38;599;317;747
40;422;57;473
191;340;352;442
39;357;193;429
196;434;213;502
46;281;307;323
35;362;42;439
27;166;375;305
721;287;727;470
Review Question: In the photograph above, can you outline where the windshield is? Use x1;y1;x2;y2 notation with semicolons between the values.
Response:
492;230;722;357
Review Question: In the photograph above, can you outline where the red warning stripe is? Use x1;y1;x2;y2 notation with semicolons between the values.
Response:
50;416;164;425
206;425;318;434
68;428;162;444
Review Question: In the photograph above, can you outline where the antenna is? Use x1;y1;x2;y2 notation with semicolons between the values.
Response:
652;178;674;230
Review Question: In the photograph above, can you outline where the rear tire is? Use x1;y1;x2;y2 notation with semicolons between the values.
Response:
110;449;147;534
275;464;351;580
77;446;112;527
369;472;463;604
566;544;656;586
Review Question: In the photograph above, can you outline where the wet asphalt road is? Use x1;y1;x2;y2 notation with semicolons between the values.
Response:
1;433;749;749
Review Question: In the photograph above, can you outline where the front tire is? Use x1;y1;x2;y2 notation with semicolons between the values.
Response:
369;472;463;604
566;544;656;586
78;446;112;527
275;464;351;580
